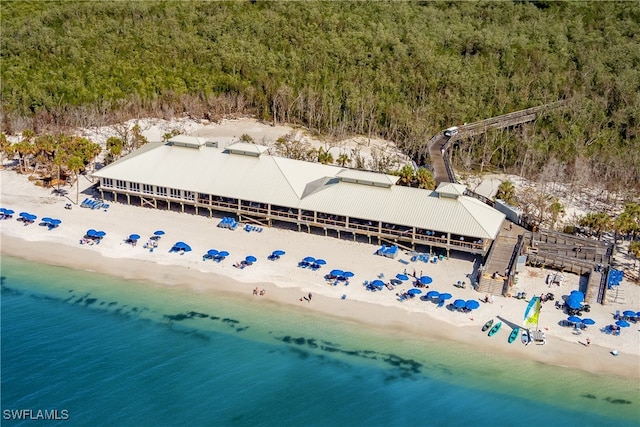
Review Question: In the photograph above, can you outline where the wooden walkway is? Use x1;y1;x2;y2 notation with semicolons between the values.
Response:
427;101;567;186
477;224;523;295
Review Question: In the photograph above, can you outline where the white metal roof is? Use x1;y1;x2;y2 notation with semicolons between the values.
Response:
94;141;505;239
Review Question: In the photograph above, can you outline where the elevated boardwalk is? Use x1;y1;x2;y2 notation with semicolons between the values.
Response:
427;101;567;186
477;224;523;295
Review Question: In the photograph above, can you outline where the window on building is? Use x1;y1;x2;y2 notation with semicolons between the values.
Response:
103;178;113;188
143;184;153;194
130;182;140;192
116;180;127;190
157;186;167;197
170;188;181;198
184;191;195;201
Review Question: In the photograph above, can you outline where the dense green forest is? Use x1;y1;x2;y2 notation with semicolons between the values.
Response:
1;1;639;191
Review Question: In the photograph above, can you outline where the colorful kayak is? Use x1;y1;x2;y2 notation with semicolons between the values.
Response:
508;327;520;343
488;321;502;337
481;319;494;332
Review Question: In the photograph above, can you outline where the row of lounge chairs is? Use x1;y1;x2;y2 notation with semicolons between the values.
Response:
81;198;110;211
244;224;263;233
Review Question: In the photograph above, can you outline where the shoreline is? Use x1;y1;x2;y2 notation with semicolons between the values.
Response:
2;234;638;379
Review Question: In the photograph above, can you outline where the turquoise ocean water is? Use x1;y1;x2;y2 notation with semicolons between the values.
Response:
1;255;638;426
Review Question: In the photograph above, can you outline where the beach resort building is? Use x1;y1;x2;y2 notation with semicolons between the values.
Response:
92;136;505;256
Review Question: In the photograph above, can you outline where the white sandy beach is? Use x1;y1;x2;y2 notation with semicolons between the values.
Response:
1;165;639;380
2;117;640;379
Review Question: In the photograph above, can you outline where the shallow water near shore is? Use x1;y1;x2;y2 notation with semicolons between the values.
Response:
1;256;638;426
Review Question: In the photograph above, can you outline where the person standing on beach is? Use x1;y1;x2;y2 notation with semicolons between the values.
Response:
308;292;312;302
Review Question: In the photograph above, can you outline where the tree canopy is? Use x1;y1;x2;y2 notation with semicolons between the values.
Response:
1;1;638;190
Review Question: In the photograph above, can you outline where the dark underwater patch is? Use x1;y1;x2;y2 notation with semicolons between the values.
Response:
581;393;597;399
222;318;239;325
84;298;97;305
604;397;632;405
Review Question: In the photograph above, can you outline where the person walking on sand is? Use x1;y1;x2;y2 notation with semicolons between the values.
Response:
308;292;312;301
586;337;591;346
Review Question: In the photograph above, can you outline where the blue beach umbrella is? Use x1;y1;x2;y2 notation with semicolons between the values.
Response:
615;320;630;328
129;234;141;241
343;271;354;278
0;208;5;214
330;269;344;277
272;250;285;256
426;290;440;299
303;256;316;263
622;310;636;317
42;217;53;223
567;316;582;323
570;291;585;303
419;276;433;285
218;251;229;258
371;280;385;288
453;299;466;309
207;249;219;256
566;298;582;310
637;311;640;318
314;259;326;265
396;274;409;281
465;300;480;310
95;231;106;238
245;255;257;263
19;212;31;218
154;230;165;236
49;219;61;226
439;293;452;301
3;209;14;215
86;229;97;237
581;318;595;325
408;288;422;296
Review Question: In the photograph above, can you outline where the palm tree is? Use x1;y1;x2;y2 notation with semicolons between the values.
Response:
629;240;640;281
416;168;435;190
495;180;517;205
317;147;334;165
0;132;12;168
580;212;612;240
395;164;415;186
549;199;565;230
336;153;350;167
66;155;84;204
